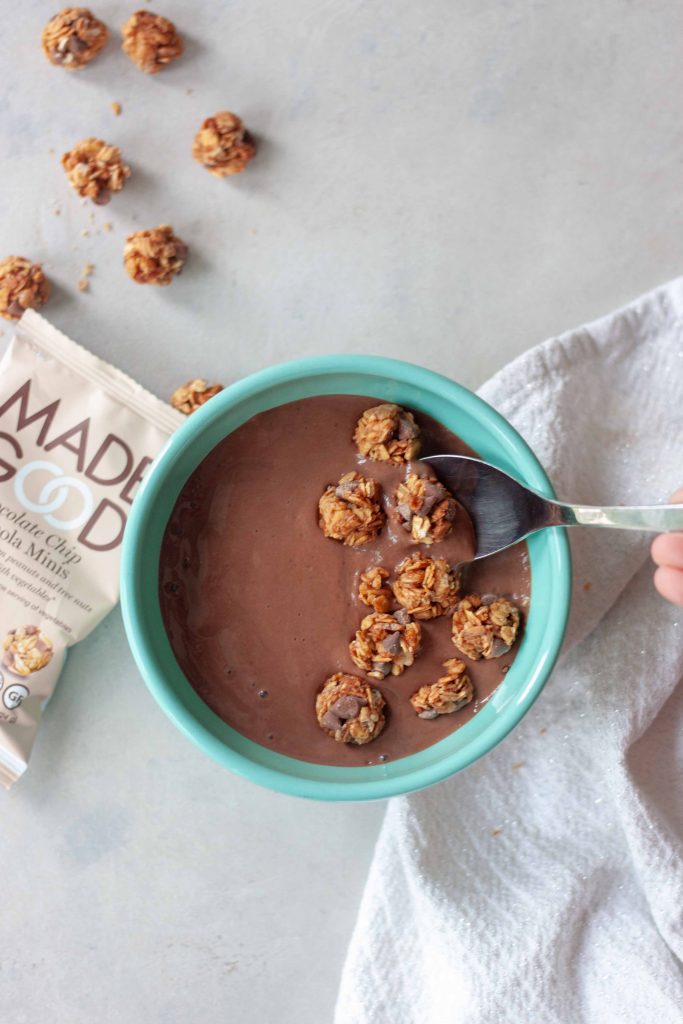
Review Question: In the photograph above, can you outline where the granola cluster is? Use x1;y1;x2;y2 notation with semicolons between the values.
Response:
0;257;50;321
316;673;386;745
61;138;130;205
358;566;392;613
192;112;257;177
451;594;521;660
2;626;53;676
42;7;108;69
392;554;460;619
353;403;421;465
394;472;458;544
410;659;473;719
349;609;421;680
318;472;384;547
123;225;188;285
121;10;183;73
171;379;224;415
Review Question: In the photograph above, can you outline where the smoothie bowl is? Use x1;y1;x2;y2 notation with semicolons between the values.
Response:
120;356;571;801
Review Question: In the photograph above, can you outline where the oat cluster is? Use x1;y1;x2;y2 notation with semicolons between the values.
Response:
171;379;224;415
358;566;393;613
394;472;458;544
392;554;460;619
410;659;473;719
121;10;183;73
451;594;521;660
349;609;421;680
42;7;108;69
61;138;130;205
316;673;386;745
318;472;385;547
353;403;421;465
2;626;54;676
192;112;257;177
123;225;188;286
0;257;50;321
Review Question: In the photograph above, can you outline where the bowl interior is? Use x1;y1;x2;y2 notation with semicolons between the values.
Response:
121;357;571;800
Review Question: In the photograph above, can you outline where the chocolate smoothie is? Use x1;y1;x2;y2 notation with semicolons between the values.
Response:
159;396;530;766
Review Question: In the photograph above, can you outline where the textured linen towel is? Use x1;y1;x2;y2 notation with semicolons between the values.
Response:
335;278;683;1024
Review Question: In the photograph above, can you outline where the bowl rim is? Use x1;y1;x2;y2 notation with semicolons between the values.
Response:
121;354;571;801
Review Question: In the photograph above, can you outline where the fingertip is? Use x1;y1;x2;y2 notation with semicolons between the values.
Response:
651;532;683;568
654;565;683;607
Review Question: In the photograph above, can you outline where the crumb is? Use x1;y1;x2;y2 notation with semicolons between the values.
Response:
539;727;547;735
512;761;525;770
48;147;55;155
186;87;193;95
80;229;90;237
192;112;256;177
111;101;122;116
102;221;112;232
78;278;88;292
583;581;592;592
53;207;61;216
491;828;502;838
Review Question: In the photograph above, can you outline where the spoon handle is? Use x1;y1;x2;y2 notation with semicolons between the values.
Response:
551;502;683;533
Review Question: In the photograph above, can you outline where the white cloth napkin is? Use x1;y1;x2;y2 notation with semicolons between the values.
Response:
335;278;683;1024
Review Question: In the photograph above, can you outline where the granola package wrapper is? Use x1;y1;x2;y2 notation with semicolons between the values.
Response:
0;310;182;787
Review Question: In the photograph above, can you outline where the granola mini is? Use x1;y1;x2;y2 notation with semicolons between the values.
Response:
349;609;421;680
316;673;386;745
392;554;460;619
451;594;521;660
61;138;131;205
393;472;458;544
318;472;384;547
123;225;187;286
192;112;257;177
410;658;474;719
171;379;224;415
3;627;53;677
358;566;393;613
121;10;183;73
42;7;108;69
353;403;421;464
0;257;50;321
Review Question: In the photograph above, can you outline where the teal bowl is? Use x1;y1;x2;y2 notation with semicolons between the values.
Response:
121;356;571;801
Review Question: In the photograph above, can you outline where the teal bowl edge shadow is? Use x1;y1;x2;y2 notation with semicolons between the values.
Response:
120;354;572;802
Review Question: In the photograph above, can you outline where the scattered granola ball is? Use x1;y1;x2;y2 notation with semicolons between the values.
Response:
61;138;130;205
0;257;50;321
394;472;458;544
2;626;53;676
41;7;108;69
392;554;460;619
171;379;223;415
349;609;421;680
358;566;393;613
353;403;421;464
121;10;183;73
192;112;257;177
410;658;474;719
123;225;187;286
318;472;385;547
451;594;521;660
316;673;386;745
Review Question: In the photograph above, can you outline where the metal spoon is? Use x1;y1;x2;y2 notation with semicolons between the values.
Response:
423;455;683;561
